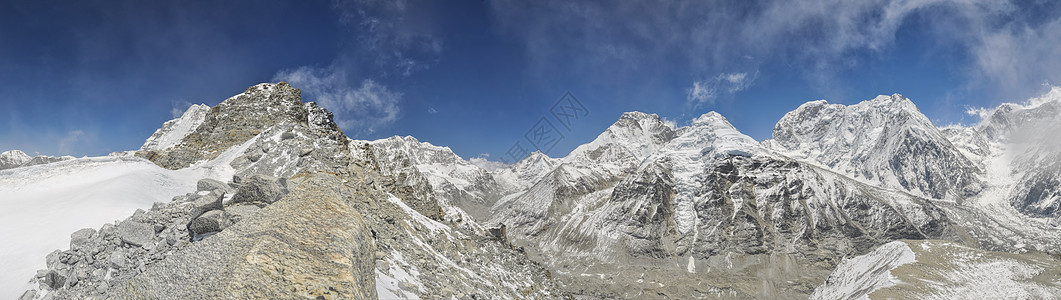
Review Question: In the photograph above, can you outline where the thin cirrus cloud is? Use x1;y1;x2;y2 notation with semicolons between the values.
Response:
273;0;443;137
687;72;758;107
488;0;1061;104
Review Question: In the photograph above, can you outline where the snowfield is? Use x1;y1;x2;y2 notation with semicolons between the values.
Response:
0;141;251;299
0;156;199;297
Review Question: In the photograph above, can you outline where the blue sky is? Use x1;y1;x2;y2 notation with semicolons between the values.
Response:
3;1;1061;162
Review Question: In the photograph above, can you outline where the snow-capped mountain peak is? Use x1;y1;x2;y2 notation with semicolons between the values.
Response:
565;111;676;165
369;135;465;167
0;150;31;169
666;111;763;159
766;94;981;199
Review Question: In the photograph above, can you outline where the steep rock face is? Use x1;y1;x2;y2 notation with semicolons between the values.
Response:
766;94;982;200
490;112;678;247
136;83;309;169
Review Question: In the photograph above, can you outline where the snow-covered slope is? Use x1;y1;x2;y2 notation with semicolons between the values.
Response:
766;94;982;200
813;240;1061;299
969;88;1061;218
809;241;916;299
139;104;210;152
489;151;556;190
0;151;244;298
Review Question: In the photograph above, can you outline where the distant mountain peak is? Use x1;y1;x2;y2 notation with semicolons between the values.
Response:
767;94;980;199
565;111;677;165
0;150;32;170
661;111;763;159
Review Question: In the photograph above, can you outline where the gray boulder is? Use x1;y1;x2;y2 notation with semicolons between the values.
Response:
189;191;223;218
229;174;285;205
188;210;234;235
108;250;128;269
69;228;96;251
43;270;65;289
196;178;232;194
117;221;155;248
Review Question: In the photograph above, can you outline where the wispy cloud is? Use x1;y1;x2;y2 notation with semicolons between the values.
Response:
971;16;1061;98
274;0;444;136
275;67;400;134
687;72;757;107
489;0;1061;101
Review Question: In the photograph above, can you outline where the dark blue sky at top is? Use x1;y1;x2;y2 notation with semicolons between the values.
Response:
2;0;1061;162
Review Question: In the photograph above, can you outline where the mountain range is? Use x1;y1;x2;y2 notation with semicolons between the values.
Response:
4;82;1061;299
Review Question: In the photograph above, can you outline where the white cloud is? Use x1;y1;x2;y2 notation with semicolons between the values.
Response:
489;0;1061;100
687;72;757;106
972;18;1061;98
275;66;401;135
271;0;447;136
964;106;992;120
469;153;509;171
687;80;716;106
427;107;438;114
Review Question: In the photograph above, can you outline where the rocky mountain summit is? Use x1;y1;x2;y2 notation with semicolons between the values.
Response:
13;83;1061;299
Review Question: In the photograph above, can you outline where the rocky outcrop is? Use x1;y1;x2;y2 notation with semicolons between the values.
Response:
25;173;288;299
135;83;311;169
111;172;376;299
